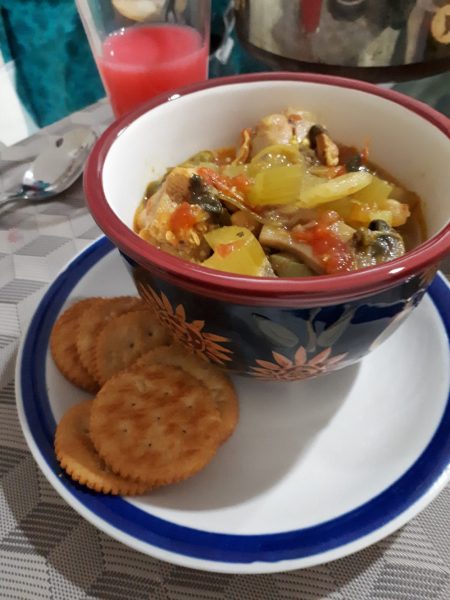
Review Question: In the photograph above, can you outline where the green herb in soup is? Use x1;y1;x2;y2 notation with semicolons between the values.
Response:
134;108;425;277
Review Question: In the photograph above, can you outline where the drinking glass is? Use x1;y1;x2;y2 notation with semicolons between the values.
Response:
76;0;210;117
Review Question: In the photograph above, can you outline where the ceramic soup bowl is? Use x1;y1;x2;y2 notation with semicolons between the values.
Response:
84;73;450;381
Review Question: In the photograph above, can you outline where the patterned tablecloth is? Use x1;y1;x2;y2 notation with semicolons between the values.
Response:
0;96;449;600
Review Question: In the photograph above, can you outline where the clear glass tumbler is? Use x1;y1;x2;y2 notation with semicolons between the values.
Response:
76;0;210;117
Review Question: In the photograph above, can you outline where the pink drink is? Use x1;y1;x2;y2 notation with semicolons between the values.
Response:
98;24;208;117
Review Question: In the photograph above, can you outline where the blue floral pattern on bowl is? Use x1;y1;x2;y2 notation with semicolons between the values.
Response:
126;255;437;382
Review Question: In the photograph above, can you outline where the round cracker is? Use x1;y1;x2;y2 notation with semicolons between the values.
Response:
55;399;148;495
77;296;144;382
50;299;99;392
94;309;171;386
135;346;238;443
90;364;222;485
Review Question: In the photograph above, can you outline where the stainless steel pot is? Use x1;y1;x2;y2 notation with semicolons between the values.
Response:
234;0;450;82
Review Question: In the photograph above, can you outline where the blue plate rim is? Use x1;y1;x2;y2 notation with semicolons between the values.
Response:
16;236;450;568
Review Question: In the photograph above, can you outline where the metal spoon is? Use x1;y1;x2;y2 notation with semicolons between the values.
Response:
0;127;97;204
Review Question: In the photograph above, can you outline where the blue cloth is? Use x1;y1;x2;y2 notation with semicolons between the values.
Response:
0;0;104;127
0;0;267;128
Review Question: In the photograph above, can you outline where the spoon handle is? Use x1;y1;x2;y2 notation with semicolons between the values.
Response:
0;190;26;204
0;158;30;172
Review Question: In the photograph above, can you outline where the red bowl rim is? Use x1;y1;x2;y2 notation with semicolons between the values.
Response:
84;72;450;304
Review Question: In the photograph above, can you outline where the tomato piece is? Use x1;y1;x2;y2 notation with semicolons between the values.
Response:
203;226;271;276
319;210;340;227
334;165;347;177
169;202;197;233
215;147;236;165
361;141;370;164
296;229;313;243
337;145;357;164
325;249;354;273
230;174;250;195
197;167;245;202
292;211;354;274
216;240;245;258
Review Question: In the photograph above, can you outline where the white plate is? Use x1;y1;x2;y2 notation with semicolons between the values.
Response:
16;237;450;574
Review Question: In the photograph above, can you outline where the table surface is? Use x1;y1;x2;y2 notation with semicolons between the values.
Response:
0;93;449;600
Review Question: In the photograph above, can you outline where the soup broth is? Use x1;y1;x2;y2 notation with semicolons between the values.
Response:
134;108;425;278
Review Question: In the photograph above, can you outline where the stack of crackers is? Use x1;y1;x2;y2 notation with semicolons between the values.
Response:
50;297;238;495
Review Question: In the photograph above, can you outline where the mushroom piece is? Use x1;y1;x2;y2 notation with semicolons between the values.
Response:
164;167;195;203
269;253;315;278
353;219;406;269
188;174;231;226
315;132;339;166
308;125;339;166
259;225;324;274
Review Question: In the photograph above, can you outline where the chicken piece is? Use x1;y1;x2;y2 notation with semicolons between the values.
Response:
251;110;321;157
230;209;261;235
134;201;149;232
383;199;410;227
251;114;293;156
138;170;212;262
284;108;316;144
139;186;178;243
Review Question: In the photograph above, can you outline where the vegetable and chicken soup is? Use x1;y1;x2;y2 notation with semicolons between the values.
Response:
134;108;425;278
